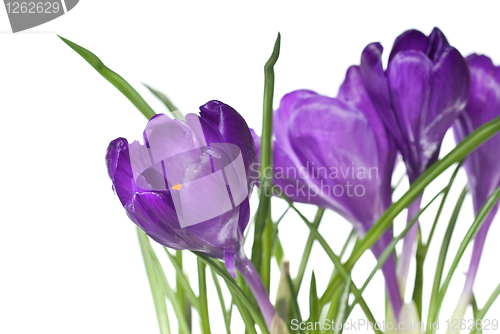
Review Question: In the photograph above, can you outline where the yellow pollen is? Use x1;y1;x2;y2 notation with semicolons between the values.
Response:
172;183;182;191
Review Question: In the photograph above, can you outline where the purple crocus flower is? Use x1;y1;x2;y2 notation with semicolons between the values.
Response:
449;55;500;328
252;66;403;316
106;101;275;329
359;28;470;286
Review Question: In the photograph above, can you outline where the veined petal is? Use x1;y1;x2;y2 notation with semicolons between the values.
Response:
199;100;258;194
422;47;469;172
389;29;429;63
288;95;382;232
386;50;433;179
106;138;134;206
360;43;407;155
426;27;450;62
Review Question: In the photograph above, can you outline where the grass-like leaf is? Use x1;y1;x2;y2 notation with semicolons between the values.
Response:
334;275;352;334
294;208;325;294
137;229;171;334
193;252;270;334
348;187;446;315
428;183;500;334
309;272;320;334
143;84;185;120
251;33;281;275
477;281;500;320
427;187;467;328
197;258;211;334
58;36;156;120
164;249;200;311
211;269;232;334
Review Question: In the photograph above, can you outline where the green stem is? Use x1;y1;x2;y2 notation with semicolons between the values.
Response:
429;184;500;334
164;249;200;311
477;281;500;319
197;258;211;334
427;187;467;333
293;208;325;294
262;214;273;292
211;269;232;334
413;225;424;319
137;229;171;334
194;252;270;334
280;195;381;334
251;33;281;273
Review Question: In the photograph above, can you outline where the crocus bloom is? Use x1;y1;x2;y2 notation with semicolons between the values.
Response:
252;66;403;316
448;55;500;333
359;28;470;286
106;101;275;329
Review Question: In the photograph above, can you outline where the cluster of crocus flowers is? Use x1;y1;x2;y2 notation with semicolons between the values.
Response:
448;55;500;332
105;27;500;331
106;101;276;329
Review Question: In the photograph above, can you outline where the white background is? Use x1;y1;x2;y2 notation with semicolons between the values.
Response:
1;1;500;333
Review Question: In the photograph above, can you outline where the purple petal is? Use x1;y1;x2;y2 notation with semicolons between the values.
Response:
389;29;429;63
338;66;396;208
273;90;318;146
224;248;237;279
143;114;200;163
360;43;407;156
454;54;500;211
426;27;450;62
288;95;384;232
422;47;469;171
386;50;433;179
199;100;258;194
106;138;134;206
126;191;187;250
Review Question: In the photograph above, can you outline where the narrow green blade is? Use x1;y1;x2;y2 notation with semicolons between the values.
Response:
59;36;156;120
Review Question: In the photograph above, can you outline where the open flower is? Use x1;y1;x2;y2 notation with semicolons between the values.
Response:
448;55;500;332
106;101;275;329
359;28;471;286
252;66;403;316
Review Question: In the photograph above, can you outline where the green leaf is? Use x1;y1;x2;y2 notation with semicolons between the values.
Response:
211;269;232;334
279;195;381;334
477;281;500;319
427;187;467;330
251;32;281;274
58;36;156;120
229;285;259;334
334;275;352;334
309;272;320;334
164;249;200;311
143;84;185;120
471;295;482;334
412;226;424;319
285;272;303;334
193;252;270;334
423;162;463;257
146;239;192;334
347;187;446;315
293;208;325;294
136;229;171;334
197;258;211;334
429;183;500;334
